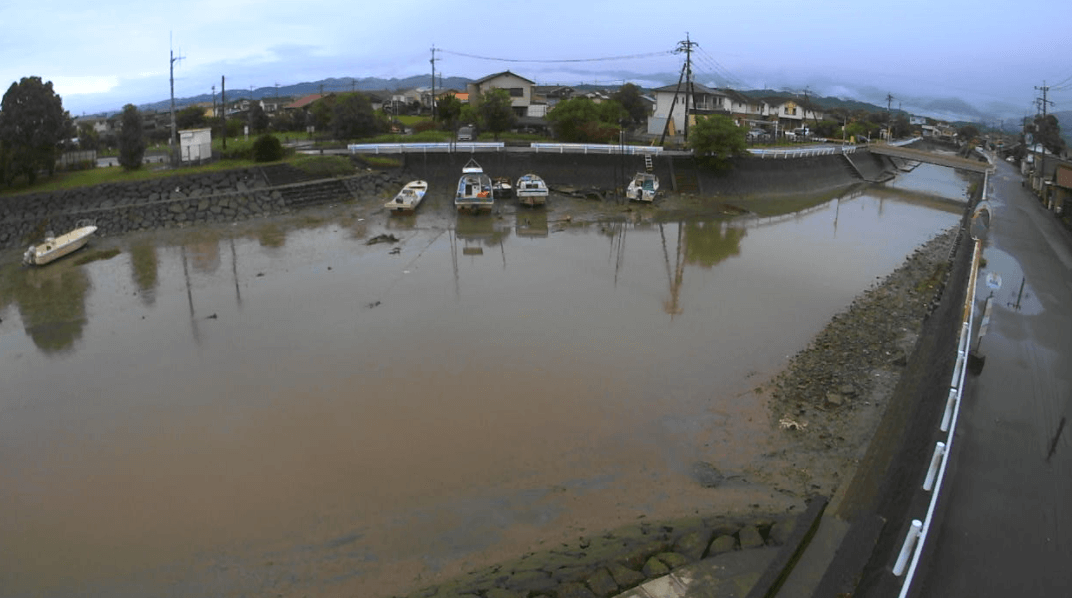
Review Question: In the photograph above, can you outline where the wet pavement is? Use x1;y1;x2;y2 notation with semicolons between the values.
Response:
0;165;969;598
910;157;1072;597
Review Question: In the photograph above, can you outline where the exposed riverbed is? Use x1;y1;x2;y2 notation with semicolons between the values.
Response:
0;163;973;598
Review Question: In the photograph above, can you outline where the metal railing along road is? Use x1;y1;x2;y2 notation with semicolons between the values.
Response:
347;142;505;154
892;157;995;597
748;145;858;158
528;143;663;155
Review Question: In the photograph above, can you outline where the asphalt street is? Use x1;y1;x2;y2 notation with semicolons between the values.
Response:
914;157;1072;596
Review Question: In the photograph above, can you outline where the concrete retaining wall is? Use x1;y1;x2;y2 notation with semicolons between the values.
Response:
0;167;406;250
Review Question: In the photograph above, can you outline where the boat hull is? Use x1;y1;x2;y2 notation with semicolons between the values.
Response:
23;225;97;266
385;180;428;213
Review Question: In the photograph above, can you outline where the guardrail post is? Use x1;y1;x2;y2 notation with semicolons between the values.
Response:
940;388;958;432
893;520;924;576
923;442;947;491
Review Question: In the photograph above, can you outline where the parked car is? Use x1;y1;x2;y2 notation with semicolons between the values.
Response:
747;128;768;141
457;125;474;142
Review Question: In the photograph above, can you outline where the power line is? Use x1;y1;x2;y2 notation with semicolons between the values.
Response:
438;48;673;64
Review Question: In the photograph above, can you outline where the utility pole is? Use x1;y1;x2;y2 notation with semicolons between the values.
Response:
886;93;894;142
211;85;216;120
1034;81;1053;202
677;33;699;143
169;36;185;165
430;45;438;121
221;76;226;150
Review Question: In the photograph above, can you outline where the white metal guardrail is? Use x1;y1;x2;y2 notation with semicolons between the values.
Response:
748;145;857;158
528;143;663;155
347;142;504;154
894;162;994;596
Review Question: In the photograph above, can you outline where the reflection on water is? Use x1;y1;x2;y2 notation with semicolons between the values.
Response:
0;170;970;598
685;220;746;268
1;261;90;353
129;242;159;306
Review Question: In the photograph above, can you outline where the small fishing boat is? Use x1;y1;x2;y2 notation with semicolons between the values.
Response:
492;177;513;198
515;173;549;207
385;180;428;213
626;172;659;202
23;221;98;266
455;158;494;213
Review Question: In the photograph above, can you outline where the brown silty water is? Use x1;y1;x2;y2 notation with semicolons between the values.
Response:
0;166;968;597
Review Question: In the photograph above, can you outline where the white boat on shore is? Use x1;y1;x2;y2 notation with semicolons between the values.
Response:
627;172;659;202
385;180;428;213
455;158;494;213
22;221;98;266
515;173;549;207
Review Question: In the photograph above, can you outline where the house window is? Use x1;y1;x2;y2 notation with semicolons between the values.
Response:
508;87;524;97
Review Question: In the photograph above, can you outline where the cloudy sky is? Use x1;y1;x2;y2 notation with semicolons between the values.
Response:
3;0;1070;121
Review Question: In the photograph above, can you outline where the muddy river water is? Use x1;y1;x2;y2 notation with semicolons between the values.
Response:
0;164;969;597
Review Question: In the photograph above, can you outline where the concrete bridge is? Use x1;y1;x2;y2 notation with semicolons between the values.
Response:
869;143;991;173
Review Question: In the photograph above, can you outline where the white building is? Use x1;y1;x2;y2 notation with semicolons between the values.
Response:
179;128;212;163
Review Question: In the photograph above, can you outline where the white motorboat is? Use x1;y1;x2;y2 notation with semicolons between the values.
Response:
627;172;659;202
385;180;428;213
23;221;98;266
515;173;549;207
455;158;494;212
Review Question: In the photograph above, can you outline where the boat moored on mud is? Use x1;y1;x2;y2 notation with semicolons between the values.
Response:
515;173;549;207
22;221;98;266
455;159;494;213
385;180;429;213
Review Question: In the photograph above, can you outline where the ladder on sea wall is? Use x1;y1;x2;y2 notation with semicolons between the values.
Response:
644;154;654;173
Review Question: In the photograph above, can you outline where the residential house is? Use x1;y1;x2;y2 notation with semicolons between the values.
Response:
466;71;537;118
1052;162;1072;214
646;83;770;136
761;97;825;131
260;96;294;114
533;85;574;108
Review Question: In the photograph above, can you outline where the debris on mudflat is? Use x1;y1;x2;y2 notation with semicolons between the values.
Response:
389;247;401;255
366;234;400;246
779;417;807;431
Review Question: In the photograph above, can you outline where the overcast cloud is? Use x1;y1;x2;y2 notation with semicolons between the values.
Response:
3;0;1070;121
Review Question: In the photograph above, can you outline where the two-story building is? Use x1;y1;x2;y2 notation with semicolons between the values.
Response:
646;83;770;136
466;71;537;118
761;97;825;131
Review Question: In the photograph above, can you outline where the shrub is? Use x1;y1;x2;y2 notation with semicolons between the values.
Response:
252;134;284;162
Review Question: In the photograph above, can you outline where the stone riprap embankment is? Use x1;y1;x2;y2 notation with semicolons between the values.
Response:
0;163;408;250
401;513;809;598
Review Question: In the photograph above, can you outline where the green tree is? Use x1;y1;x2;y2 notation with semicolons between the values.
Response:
0;76;72;185
176;105;207;129
688;114;747;170
892;114;911;139
611;83;648;127
77;122;101;151
1029;114;1064;155
437;95;462;131
812;119;841;139
546;97;628;143
476;88;516;139
117;104;146;171
252;134;284;162
331;93;380;139
310;96;335;133
248;103;270;134
957;124;980;144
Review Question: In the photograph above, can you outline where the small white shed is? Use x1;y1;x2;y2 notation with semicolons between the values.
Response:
179;128;212;163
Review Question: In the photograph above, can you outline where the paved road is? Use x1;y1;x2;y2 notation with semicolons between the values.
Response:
914;157;1072;596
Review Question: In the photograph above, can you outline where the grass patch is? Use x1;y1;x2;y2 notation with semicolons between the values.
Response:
291;155;355;177
360;130;452;144
396;115;432;126
357;155;404;169
73;247;122;266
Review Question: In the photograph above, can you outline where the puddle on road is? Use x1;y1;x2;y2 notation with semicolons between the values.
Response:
0;179;965;598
